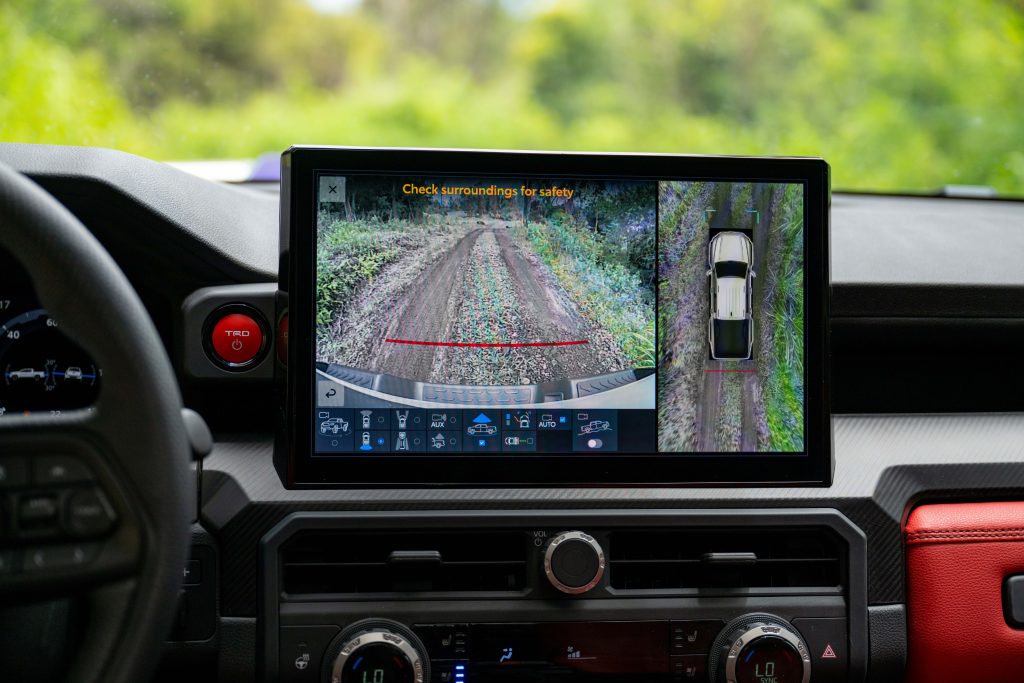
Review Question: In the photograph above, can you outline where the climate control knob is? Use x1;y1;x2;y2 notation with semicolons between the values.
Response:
323;619;429;683
543;530;605;594
709;614;810;683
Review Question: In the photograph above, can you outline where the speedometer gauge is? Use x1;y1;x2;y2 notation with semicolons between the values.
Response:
0;250;102;416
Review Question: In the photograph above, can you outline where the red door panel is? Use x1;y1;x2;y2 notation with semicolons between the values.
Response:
905;502;1024;682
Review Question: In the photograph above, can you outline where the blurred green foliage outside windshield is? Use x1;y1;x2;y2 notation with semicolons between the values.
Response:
1;0;1023;194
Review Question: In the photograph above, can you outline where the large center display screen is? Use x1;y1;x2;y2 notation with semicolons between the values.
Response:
314;175;802;453
284;148;829;485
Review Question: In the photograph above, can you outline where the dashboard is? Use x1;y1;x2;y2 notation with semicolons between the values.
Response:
2;143;1024;683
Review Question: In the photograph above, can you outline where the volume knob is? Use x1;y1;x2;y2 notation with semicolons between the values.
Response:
543;531;605;595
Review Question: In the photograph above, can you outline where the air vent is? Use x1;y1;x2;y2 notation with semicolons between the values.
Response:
608;528;843;593
280;530;528;598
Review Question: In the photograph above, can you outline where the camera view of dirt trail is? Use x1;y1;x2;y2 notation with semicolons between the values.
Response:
658;181;805;453
380;219;632;385
319;213;652;386
317;178;656;391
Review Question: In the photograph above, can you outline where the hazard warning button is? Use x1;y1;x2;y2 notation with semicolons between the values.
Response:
791;618;848;681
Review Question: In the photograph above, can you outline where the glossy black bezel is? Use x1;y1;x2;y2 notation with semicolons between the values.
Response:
280;146;831;487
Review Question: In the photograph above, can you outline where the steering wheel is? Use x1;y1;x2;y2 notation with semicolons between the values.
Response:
0;163;193;681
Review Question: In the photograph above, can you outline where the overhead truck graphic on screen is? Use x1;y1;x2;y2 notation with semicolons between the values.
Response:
707;231;755;361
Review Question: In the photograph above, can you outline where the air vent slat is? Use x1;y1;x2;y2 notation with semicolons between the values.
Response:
280;530;528;598
609;528;843;593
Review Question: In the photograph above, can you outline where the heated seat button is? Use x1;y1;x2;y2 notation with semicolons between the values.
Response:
209;311;265;366
671;654;708;681
671;620;724;654
279;625;339;682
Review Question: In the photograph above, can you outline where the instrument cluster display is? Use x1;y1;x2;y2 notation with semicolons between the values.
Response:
0;249;101;416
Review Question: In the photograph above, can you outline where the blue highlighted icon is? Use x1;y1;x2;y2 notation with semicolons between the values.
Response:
472;413;492;424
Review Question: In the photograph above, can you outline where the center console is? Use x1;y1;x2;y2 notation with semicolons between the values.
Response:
259;510;866;683
263;149;857;683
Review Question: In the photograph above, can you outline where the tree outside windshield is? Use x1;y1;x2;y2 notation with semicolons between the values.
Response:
2;0;1022;195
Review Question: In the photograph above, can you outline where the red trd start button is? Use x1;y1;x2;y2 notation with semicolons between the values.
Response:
210;312;264;365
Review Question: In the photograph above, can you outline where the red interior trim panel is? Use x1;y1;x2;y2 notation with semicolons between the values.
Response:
906;502;1024;683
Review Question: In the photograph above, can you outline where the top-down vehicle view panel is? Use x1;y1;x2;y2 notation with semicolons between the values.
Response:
2;2;1024;683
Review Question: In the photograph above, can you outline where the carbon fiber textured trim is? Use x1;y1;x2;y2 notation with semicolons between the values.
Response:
202;414;1024;616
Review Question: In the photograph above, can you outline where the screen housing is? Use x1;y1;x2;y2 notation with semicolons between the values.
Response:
279;146;831;487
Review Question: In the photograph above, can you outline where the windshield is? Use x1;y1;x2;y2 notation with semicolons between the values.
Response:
2;0;1022;195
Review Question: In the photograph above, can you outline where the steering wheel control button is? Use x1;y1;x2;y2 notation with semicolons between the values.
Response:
64;489;116;537
791;618;848;681
16;493;61;538
0;459;28;490
205;306;269;370
18;493;58;522
34;456;92;485
22;543;98;573
0;457;29;489
543;531;606;594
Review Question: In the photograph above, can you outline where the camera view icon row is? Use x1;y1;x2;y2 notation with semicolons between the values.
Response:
314;408;618;453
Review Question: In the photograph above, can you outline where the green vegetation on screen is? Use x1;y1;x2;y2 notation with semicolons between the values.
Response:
316;217;419;327
518;207;656;369
2;0;1023;195
762;185;805;452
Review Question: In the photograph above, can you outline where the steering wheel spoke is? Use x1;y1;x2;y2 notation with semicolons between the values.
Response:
0;410;140;598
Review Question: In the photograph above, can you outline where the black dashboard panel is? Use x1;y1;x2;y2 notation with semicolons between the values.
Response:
1;144;1023;683
830;193;1024;318
0;143;277;283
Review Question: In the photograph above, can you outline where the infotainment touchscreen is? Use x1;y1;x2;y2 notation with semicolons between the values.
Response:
281;148;830;485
